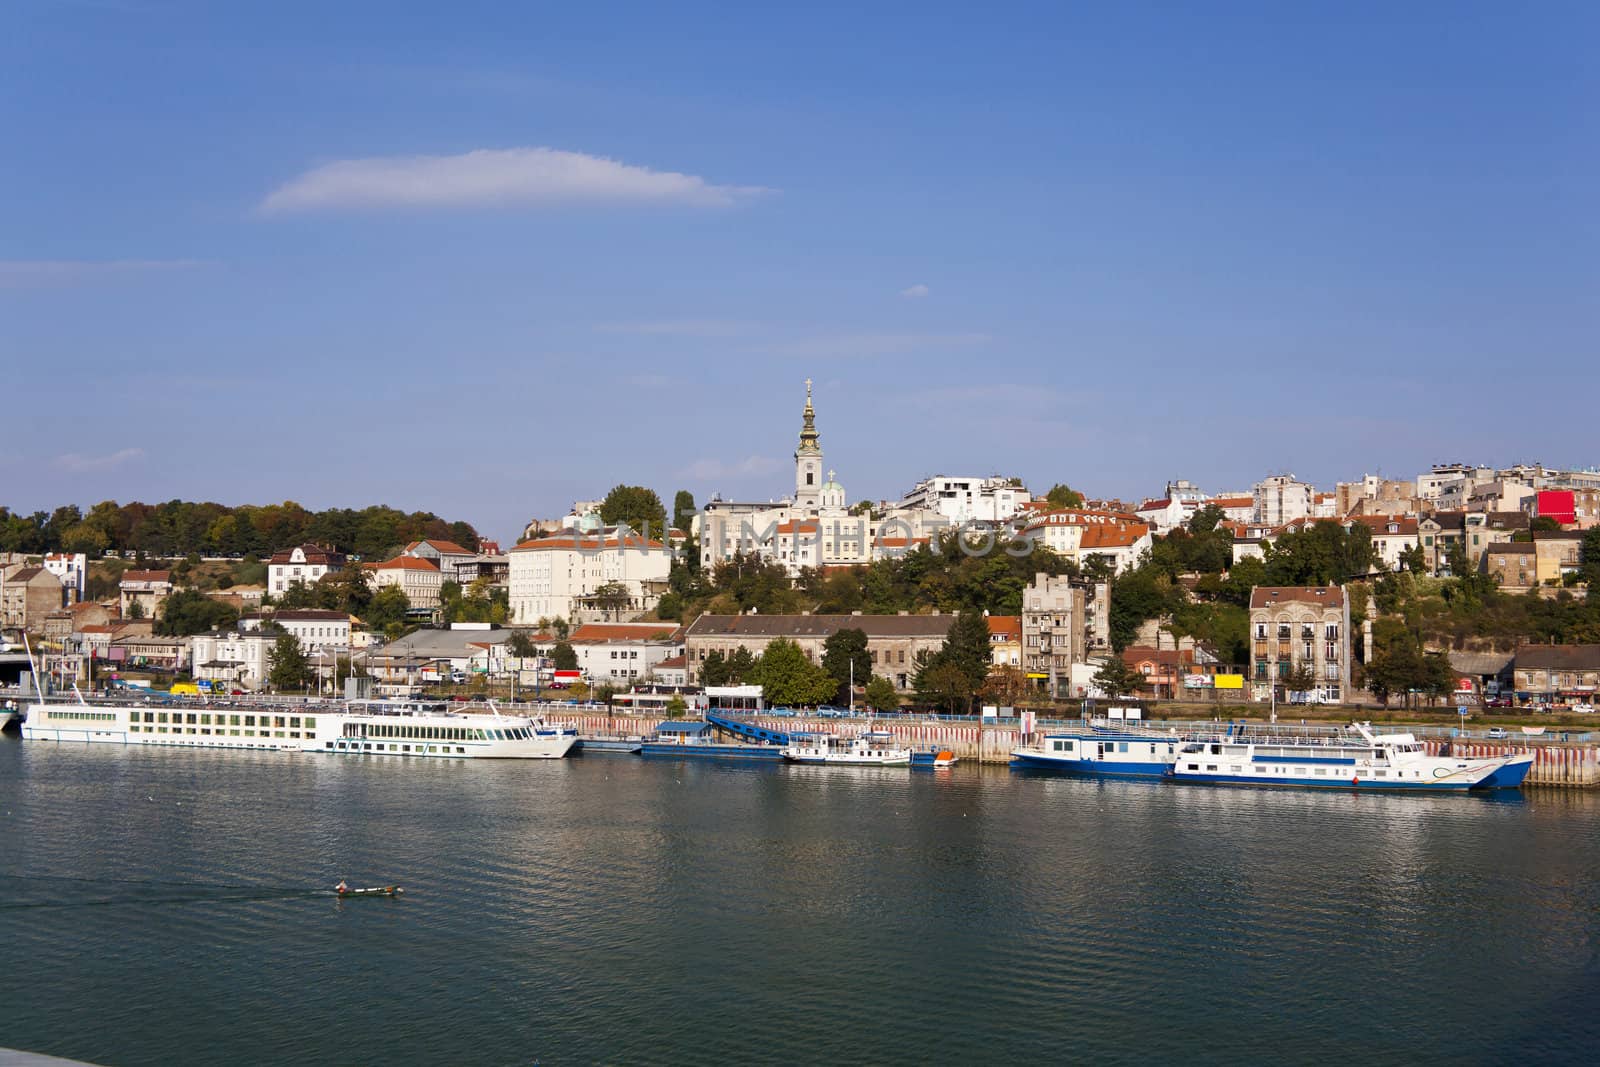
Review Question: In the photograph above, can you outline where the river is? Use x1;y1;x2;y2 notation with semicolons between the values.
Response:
2;734;1597;1065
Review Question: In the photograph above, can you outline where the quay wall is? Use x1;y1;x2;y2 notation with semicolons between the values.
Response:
1421;739;1600;788
561;711;1600;787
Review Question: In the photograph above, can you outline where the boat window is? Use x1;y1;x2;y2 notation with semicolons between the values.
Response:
1118;743;1129;753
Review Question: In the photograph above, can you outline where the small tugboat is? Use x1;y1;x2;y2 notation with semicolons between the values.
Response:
335;880;403;898
781;730;911;766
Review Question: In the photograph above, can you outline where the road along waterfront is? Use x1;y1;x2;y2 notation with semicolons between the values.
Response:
3;731;1599;1066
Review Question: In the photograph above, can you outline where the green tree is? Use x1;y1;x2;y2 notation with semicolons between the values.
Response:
363;585;410;631
752;638;836;706
599;485;668;538
1581;528;1600;589
127;598;146;620
267;633;313;691
863;676;899;712
551;642;579;671
821;627;872;703
590;581;634;620
1045;484;1085;509
156;589;240;637
1286;661;1318;697
979;664;1032;708
1092;656;1143;698
940;610;992;690
699;650;730;687
665;693;688;719
727;646;759;683
1187;504;1225;535
1531;515;1562;532
918;660;977;714
1397;543;1427;573
506;632;538;660
672;490;696;533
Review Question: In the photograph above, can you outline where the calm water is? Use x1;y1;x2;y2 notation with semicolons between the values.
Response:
2;733;1598;1066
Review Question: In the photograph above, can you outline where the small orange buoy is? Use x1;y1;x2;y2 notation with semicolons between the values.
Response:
1351;777;1360;786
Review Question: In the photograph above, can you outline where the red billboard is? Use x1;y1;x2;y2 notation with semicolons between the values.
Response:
1536;490;1576;525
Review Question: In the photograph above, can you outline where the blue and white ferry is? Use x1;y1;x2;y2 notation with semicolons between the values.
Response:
1010;725;1180;779
1169;722;1534;791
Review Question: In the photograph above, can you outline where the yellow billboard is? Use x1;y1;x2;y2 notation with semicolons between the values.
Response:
1214;674;1245;690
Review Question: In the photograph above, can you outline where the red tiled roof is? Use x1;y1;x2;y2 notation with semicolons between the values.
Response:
1209;496;1254;509
570;623;683;643
1021;508;1142;530
1121;645;1185;668
511;536;666;551
655;655;687;669
874;536;930;548
267;545;344;566
372;556;440;571
986;616;1021;640
1348;515;1419;536
1080;523;1149;549
1249;586;1346;609
120;570;171;583
405;539;476;556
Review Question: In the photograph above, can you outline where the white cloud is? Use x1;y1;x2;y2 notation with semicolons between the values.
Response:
0;260;202;288
679;455;784;481
898;284;930;299
54;447;145;472
595;319;750;338
260;146;772;213
756;332;990;359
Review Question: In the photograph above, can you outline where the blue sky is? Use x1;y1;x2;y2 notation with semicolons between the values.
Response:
4;0;1595;542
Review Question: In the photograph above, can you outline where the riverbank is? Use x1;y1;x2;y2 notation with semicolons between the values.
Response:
564;709;1600;787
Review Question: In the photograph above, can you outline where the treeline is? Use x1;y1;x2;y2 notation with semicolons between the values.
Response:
657;535;1083;622
0;500;480;560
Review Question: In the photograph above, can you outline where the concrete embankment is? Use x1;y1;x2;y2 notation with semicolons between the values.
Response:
564;712;1600;787
1420;739;1600;788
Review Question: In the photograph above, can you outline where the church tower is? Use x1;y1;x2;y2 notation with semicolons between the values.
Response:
794;378;823;510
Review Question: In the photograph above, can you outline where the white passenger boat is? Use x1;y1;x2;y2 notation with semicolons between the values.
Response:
781;729;911;766
1170;722;1534;791
22;697;577;759
1011;723;1179;778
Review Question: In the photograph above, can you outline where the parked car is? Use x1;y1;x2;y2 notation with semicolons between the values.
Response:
1572;702;1595;714
1485;697;1513;708
1487;727;1509;739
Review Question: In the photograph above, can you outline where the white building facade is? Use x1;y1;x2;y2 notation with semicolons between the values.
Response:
1252;475;1315;527
508;534;672;626
267;545;346;596
897;475;1032;524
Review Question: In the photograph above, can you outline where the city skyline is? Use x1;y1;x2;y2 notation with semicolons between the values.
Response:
5;1;1596;542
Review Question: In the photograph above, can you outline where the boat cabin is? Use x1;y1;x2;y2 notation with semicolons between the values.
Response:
653;720;713;745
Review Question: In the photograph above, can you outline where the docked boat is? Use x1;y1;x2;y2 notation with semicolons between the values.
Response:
1;702;21;732
638;720;787;761
1010;725;1179;779
910;746;958;768
21;697;577;759
577;737;646;755
781;730;911;766
1169;722;1534;791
